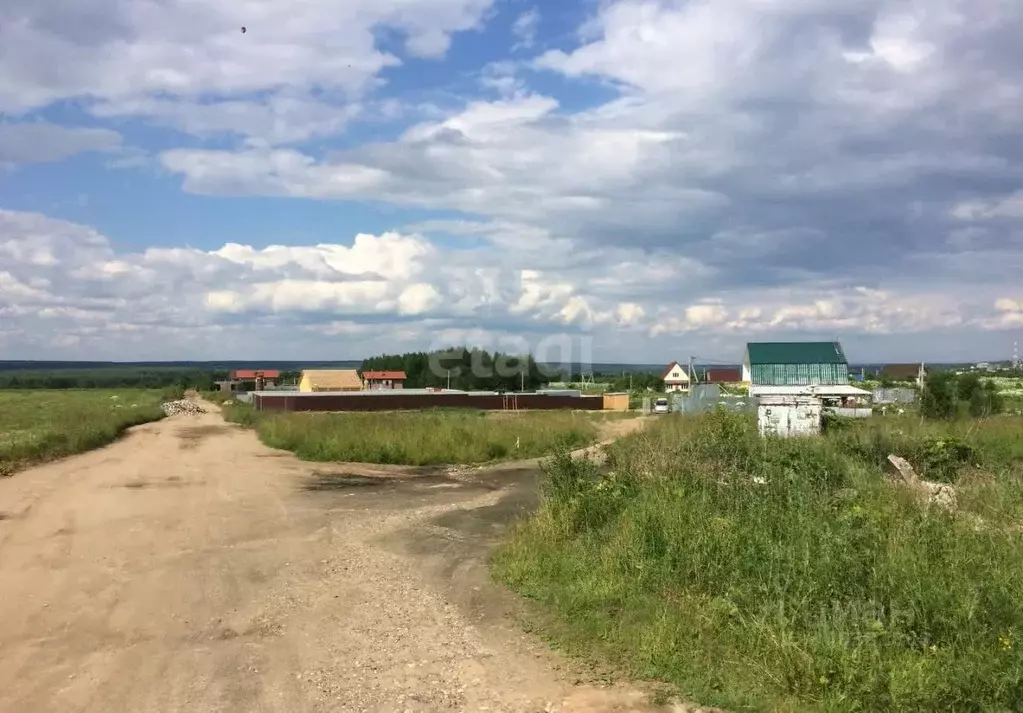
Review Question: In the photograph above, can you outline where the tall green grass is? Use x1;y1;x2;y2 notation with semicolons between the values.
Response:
201;389;234;405
494;411;1023;711
222;405;601;465
0;388;174;475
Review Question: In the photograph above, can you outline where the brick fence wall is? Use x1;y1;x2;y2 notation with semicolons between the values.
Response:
251;393;605;412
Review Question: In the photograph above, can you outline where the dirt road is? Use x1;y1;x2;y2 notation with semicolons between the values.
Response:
0;407;678;713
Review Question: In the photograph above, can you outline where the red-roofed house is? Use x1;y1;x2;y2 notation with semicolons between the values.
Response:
362;370;407;390
230;369;281;380
702;367;742;384
220;369;281;392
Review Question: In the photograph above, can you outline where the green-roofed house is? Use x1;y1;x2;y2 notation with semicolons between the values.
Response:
742;341;849;387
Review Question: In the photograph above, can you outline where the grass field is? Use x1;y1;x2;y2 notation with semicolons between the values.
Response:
0;389;174;476
494;411;1023;711
222;404;618;465
201;390;235;405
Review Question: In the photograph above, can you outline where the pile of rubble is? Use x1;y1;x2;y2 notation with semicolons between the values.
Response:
162;399;207;416
886;454;957;511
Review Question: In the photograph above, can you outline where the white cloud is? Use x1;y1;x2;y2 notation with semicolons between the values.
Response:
145;1;1022;337
398;283;443;315
865;8;937;71
157;93;716;233
160;147;391;197
987;297;1023;329
478;61;528;97
0;271;51;301
1;208;1019;361
511;8;540;50
212;232;434;280
952;192;1023;221
90;95;364;145
616;302;645;325
686;303;729;327
1;0;492;144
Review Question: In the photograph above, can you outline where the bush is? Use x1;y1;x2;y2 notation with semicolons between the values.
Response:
919;437;976;483
921;371;1005;420
921;371;957;420
969;381;1005;418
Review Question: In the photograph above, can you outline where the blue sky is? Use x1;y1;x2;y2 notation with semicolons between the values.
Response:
1;0;1022;363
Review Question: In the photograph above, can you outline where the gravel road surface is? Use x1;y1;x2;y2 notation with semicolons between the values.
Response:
0;406;689;713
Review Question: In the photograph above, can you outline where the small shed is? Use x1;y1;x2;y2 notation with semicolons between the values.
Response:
757;394;822;438
602;392;630;411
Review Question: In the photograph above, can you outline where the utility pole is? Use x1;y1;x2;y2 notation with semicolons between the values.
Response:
446;369;451;390
520;367;525;392
689;356;697;386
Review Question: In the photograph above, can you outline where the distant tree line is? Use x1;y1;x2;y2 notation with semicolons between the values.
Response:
604;372;663;391
0;368;222;390
361;347;547;391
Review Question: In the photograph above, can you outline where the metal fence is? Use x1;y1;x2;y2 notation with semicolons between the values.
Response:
671;384;757;414
873;387;917;405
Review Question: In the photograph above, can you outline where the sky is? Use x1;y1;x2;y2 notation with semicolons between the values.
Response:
1;0;1022;365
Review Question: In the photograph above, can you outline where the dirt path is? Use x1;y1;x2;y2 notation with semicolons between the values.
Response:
0;407;679;713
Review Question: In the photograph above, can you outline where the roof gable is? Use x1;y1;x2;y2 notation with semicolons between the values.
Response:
746;341;847;365
660;361;688;380
301;369;363;389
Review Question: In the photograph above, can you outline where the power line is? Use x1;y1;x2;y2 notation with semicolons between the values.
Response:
691;355;739;365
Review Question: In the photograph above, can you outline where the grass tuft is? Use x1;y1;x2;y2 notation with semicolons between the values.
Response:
494;410;1023;711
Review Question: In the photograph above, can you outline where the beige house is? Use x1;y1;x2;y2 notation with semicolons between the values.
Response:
661;361;690;393
298;369;363;392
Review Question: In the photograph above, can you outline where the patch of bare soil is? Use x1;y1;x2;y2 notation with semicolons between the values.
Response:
176;423;232;448
595;414;650;443
0;406;674;713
